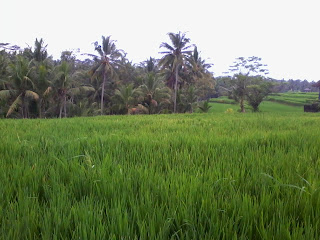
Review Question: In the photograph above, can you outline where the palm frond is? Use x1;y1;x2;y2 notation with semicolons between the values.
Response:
25;90;39;100
0;90;14;100
158;55;174;69
160;42;175;52
6;94;22;117
43;87;52;96
68;86;95;96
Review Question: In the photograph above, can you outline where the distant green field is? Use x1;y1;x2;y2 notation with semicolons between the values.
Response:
208;101;301;113
209;92;318;112
267;92;319;106
1;112;320;239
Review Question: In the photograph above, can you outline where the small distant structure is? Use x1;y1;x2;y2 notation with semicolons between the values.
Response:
303;88;311;92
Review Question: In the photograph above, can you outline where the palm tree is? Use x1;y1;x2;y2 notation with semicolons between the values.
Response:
46;66;95;118
139;57;159;73
0;55;38;118
35;63;51;118
182;86;198;113
33;38;48;62
187;47;213;82
139;73;171;114
186;47;215;100
112;84;141;114
198;100;212;113
90;36;122;115
52;61;72;118
28;38;52;118
159;32;192;113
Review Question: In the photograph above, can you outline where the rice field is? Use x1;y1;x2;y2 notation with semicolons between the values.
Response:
208;101;302;113
266;92;319;106
1;112;320;239
209;92;318;113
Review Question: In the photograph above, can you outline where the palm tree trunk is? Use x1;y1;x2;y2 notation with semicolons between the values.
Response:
59;97;63;119
59;106;62;118
21;103;25;119
38;98;42;118
21;95;26;118
240;97;245;113
101;73;106;115
174;65;179;113
64;95;67;118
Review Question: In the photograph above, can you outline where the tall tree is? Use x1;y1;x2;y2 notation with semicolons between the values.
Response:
228;56;268;112
246;79;273;112
53;61;72;118
139;73;171;114
33;38;48;62
112;84;141;114
140;57;159;74
0;56;38;118
35;64;51;118
31;38;52;118
159;32;192;113
186;47;215;99
90;36;122;115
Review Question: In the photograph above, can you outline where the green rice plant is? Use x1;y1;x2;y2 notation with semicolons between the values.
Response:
267;92;318;106
1;112;320;239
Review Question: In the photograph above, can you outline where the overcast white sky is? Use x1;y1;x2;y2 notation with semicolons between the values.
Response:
1;0;319;80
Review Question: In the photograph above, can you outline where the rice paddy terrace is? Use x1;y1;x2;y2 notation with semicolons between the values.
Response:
209;92;319;113
1;109;320;239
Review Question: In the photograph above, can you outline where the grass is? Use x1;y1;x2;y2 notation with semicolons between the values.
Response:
208;92;319;113
210;96;236;105
1;112;320;239
208;101;302;113
266;92;319;106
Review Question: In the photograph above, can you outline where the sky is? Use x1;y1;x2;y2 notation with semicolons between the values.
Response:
1;0;320;81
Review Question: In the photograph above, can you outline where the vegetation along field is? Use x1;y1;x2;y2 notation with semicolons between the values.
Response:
266;92;319;106
1;112;320;239
209;92;319;113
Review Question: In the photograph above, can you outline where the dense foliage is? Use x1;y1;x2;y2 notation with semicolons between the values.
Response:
1;34;319;118
0;34;215;118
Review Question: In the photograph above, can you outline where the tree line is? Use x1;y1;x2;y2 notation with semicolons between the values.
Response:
1;32;317;118
0;33;215;118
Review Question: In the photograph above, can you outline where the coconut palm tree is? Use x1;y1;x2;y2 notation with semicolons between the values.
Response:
90;36;123;115
52;61;72;118
46;66;95;118
187;47;213;82
139;73;171;114
0;55;38;118
139;57;159;74
34;63;51;118
182;86;198;113
186;47;215;100
33;38;48;62
112;84;141;114
159;32;192;113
